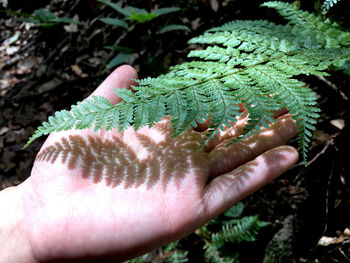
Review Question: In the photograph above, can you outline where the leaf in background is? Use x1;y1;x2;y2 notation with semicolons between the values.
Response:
34;8;56;20
158;24;190;33
104;45;133;53
17;8;81;27
97;0;130;17
15;17;40;23
152;7;181;16
340;60;350;76
17;17;57;27
54;16;81;25
129;12;157;23
224;202;244;219
99;18;129;29
97;1;180;23
124;6;148;16
107;52;133;69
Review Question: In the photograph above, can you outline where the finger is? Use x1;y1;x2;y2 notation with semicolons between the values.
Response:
203;145;298;218
89;65;138;105
207;114;298;178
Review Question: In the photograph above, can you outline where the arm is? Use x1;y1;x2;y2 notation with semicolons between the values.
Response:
0;185;35;263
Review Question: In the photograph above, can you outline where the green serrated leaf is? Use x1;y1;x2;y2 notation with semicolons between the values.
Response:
107;52;134;69
114;88;137;103
152;7;181;16
224;202;244;219
158;24;190;33
99;18;129;29
129;12;157;23
97;0;130;17
34;9;56;20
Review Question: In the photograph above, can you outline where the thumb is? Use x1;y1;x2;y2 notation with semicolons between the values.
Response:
89;65;138;105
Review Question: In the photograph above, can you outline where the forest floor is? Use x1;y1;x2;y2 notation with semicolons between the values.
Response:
1;0;350;262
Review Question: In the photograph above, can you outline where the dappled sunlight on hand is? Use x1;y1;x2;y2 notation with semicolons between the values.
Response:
207;114;298;178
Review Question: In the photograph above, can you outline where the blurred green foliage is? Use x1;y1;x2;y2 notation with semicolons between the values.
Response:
98;0;190;69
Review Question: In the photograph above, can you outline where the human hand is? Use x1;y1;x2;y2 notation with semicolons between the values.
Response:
0;65;299;263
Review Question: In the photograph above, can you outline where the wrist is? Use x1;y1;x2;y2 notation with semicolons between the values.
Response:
0;183;35;263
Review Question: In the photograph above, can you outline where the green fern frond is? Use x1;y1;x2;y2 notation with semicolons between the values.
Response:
203;241;239;263
25;1;350;164
261;1;350;48
200;204;268;263
211;215;268;244
163;241;188;263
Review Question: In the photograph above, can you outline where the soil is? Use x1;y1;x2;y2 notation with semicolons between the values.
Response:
1;0;349;262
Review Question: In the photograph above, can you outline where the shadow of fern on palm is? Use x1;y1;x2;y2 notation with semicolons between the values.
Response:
35;125;210;189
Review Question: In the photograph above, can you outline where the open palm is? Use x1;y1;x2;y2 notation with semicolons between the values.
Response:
20;65;299;263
